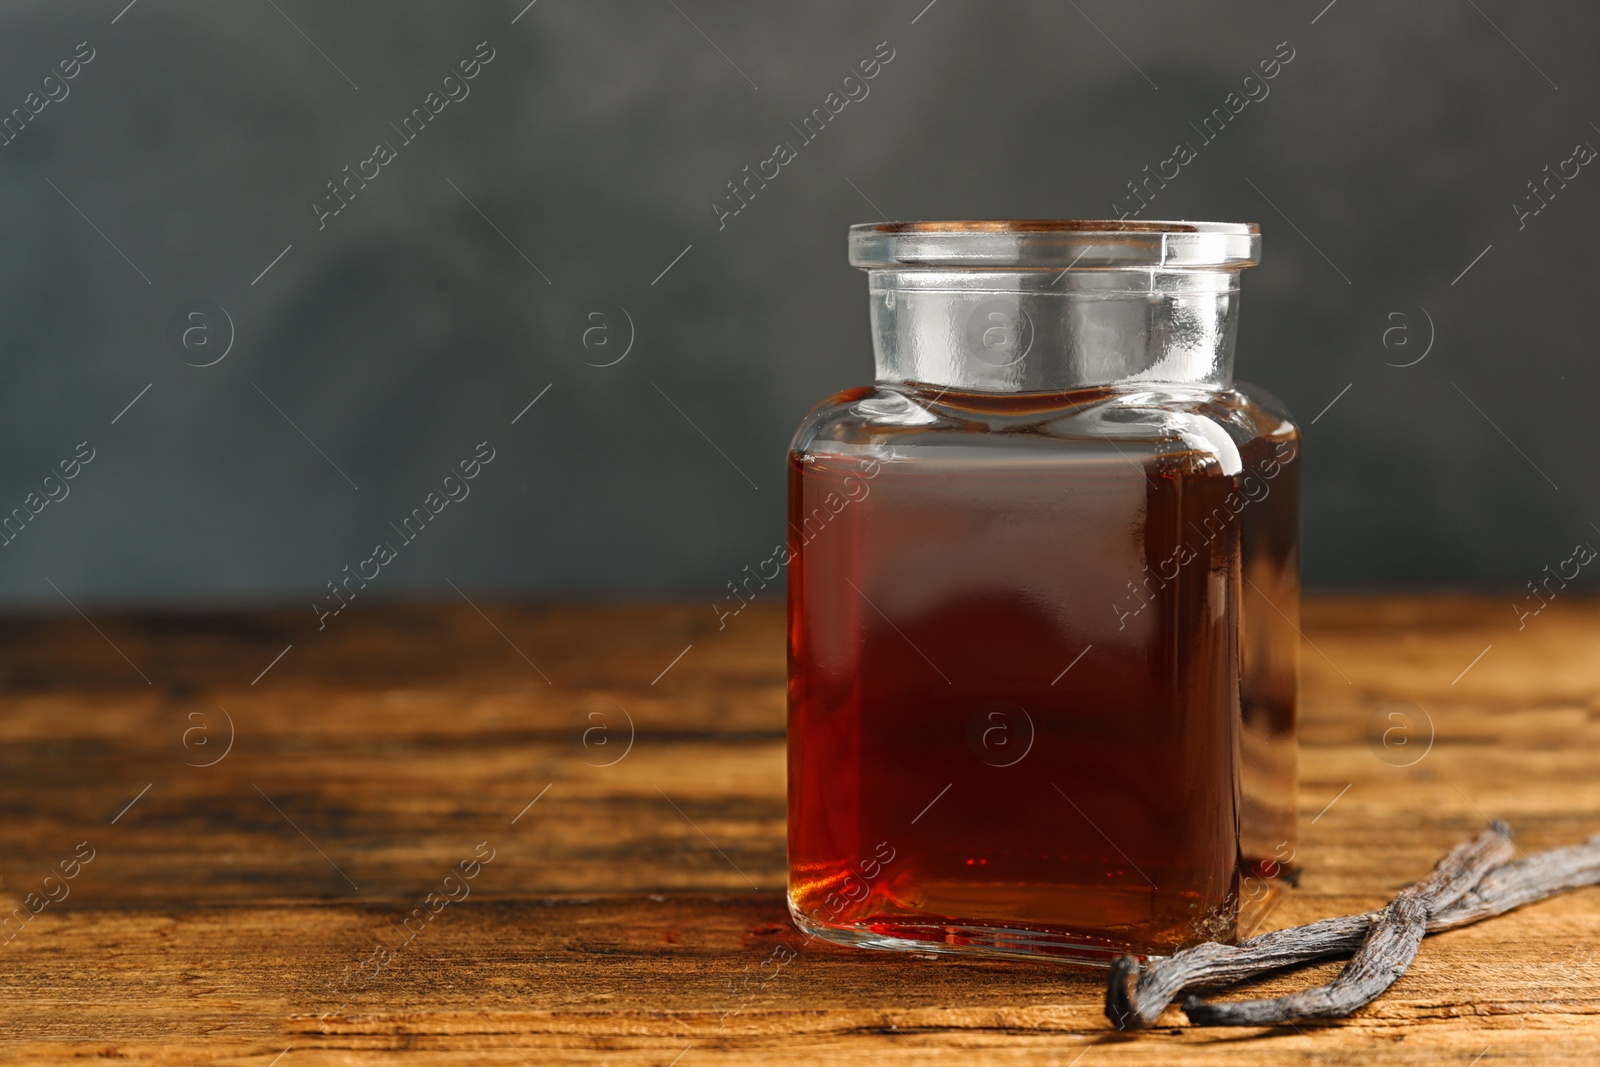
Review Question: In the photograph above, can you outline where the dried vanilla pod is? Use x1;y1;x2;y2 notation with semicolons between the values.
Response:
1105;914;1371;1030
1180;821;1516;1026
1109;832;1600;1029
1429;833;1600;930
1108;822;1600;1029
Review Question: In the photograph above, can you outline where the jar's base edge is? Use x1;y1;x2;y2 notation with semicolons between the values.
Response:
787;899;1172;969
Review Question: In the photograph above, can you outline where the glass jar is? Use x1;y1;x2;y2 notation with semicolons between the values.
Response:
786;220;1300;963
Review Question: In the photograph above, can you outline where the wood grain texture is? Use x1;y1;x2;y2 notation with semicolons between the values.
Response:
1;597;1598;1064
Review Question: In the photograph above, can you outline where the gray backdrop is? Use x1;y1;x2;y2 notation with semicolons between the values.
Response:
2;0;1595;607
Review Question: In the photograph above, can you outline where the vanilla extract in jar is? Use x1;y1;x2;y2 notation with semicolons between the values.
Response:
786;221;1301;963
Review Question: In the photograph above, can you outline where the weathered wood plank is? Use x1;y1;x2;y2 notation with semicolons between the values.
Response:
1;598;1598;1064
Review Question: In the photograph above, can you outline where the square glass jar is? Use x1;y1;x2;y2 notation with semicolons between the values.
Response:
786;221;1300;964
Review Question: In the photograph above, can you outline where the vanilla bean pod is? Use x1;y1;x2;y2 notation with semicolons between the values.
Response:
1107;822;1535;1029
1105;914;1369;1030
1182;821;1515;1026
1109;832;1600;1029
1429;834;1600;929
1110;824;1515;1028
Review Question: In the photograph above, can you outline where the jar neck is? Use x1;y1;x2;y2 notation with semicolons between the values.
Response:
867;268;1242;393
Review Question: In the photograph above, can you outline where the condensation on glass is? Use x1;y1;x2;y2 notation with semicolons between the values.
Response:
786;220;1301;964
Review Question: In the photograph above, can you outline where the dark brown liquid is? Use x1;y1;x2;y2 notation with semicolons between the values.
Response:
1239;438;1301;880
787;387;1276;960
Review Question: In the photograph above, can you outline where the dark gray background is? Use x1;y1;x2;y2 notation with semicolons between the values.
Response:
2;0;1594;608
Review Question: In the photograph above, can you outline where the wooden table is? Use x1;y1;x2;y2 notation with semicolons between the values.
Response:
2;597;1598;1065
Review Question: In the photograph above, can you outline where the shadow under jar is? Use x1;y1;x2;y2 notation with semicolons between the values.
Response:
786;221;1301;964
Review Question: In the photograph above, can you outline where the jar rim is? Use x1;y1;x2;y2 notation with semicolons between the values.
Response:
848;219;1261;270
